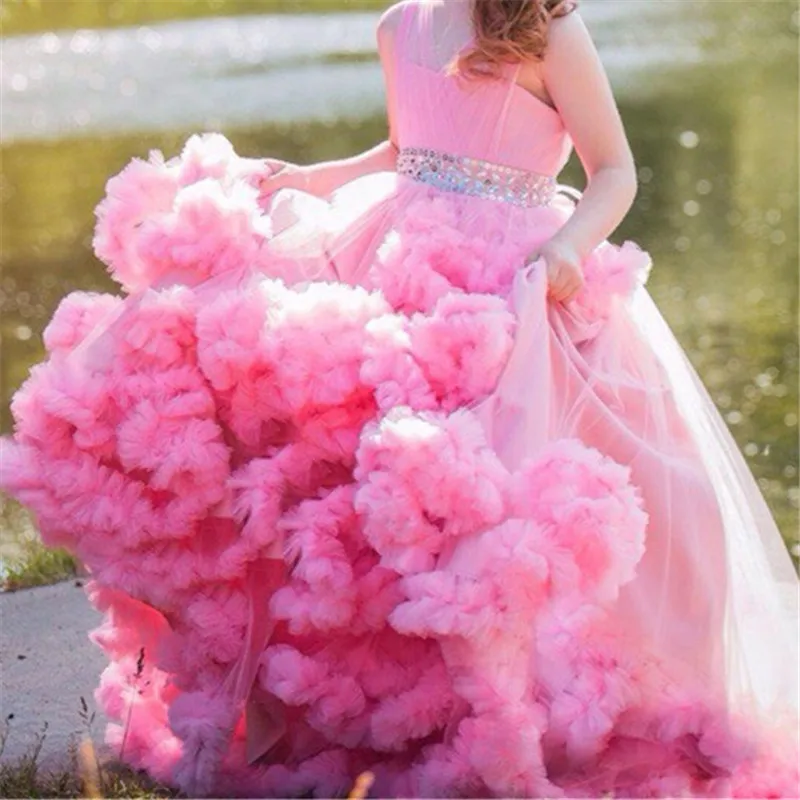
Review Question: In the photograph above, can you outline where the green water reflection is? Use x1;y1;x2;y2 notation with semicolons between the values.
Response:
1;0;388;36
1;0;797;561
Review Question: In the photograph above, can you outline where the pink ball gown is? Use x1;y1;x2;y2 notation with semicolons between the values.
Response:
2;1;798;796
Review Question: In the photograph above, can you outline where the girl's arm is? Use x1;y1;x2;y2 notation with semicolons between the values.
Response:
272;139;398;198
257;8;401;200
541;11;639;259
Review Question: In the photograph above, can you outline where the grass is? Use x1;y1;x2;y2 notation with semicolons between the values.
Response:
1;536;78;592
0;716;378;799
0;718;178;799
1;497;79;592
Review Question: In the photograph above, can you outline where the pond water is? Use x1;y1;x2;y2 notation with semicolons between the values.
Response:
1;0;797;567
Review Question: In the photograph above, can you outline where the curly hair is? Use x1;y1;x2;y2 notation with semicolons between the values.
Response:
447;0;579;80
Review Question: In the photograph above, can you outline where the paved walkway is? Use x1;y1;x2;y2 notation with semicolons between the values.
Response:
1;580;108;771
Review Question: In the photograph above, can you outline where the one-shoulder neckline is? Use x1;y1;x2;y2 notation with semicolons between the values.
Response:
395;0;561;121
403;58;563;123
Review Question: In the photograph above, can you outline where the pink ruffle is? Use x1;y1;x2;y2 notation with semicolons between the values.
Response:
2;133;796;799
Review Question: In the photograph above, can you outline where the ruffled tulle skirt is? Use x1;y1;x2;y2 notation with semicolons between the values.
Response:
1;133;798;798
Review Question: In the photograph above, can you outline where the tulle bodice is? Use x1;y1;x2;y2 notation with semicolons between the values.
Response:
390;0;573;176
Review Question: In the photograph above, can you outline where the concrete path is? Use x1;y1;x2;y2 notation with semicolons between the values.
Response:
0;580;108;771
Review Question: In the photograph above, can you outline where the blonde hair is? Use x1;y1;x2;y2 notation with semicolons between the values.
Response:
447;0;579;80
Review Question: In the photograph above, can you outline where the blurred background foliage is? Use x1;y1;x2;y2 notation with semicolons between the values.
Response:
1;0;388;35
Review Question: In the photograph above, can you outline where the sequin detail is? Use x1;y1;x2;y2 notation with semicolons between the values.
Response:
397;146;556;208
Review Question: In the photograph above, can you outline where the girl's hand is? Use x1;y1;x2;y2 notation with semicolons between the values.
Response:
524;236;585;303
256;158;310;197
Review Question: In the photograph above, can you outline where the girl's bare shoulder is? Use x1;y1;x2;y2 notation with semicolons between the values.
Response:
377;0;427;39
544;8;596;60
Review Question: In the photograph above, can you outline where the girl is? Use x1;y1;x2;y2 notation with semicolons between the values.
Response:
3;0;798;796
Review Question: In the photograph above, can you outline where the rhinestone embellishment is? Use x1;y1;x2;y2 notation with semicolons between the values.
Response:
397;146;556;208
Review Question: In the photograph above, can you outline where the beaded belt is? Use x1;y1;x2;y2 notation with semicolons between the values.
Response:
397;146;556;208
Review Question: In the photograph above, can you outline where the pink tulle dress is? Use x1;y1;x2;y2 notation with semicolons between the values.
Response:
2;0;798;797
